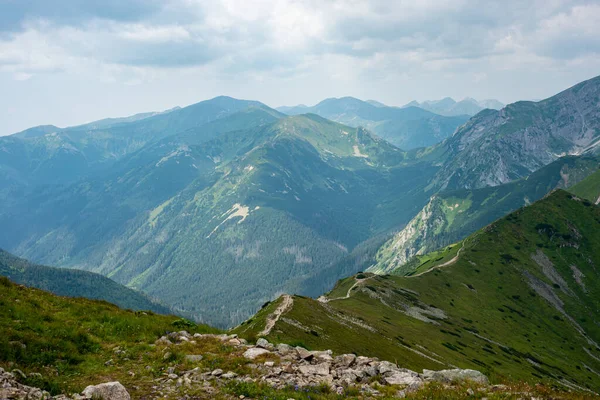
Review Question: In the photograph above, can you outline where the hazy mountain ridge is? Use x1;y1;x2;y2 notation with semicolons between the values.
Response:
403;97;504;116
277;97;469;150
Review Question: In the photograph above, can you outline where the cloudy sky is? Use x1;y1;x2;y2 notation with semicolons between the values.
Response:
1;0;599;135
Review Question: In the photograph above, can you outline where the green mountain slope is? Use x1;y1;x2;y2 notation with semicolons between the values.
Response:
570;169;600;204
0;97;271;188
370;155;600;274
0;276;217;396
1;112;438;328
278;97;469;150
236;190;600;393
0;249;170;314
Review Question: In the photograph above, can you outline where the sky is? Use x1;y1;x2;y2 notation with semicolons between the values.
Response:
1;0;599;135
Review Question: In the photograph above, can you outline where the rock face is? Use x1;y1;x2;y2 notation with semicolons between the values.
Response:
436;75;600;190
82;382;131;400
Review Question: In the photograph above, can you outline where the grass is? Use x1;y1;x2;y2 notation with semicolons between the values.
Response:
569;169;600;203
0;277;219;396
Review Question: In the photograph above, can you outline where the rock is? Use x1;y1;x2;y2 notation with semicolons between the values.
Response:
211;369;223;377
467;388;475;396
276;343;294;355
378;361;399;375
264;361;275;367
167;373;178;379
355;356;373;366
222;372;238;379
384;371;423;387
82;381;130;400
298;364;330;376
295;347;313;360
312;350;333;362
155;336;172;346
243;348;271;360
185;354;203;362
256;338;272;349
422;369;489;385
229;338;242;346
334;354;356;368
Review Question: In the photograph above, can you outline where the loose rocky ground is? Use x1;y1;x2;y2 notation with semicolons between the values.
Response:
3;330;595;399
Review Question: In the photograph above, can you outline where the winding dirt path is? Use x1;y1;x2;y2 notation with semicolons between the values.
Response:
259;294;293;336
409;241;467;278
319;276;373;303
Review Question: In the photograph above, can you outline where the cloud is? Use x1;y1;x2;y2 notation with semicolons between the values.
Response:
1;0;600;137
1;0;598;78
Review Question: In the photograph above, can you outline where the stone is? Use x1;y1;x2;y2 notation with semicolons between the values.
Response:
467;388;475;395
222;372;238;379
384;371;423;387
155;336;172;346
334;354;356;368
264;361;275;367
298;364;330;376
211;369;223;376
185;354;203;362
378;361;399;375
243;348;271;360
82;381;130;400
256;338;272;349
295;347;313;360
276;343;294;355
422;369;489;385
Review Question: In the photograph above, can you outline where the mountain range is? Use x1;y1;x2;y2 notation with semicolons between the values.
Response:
1;75;600;330
402;97;504;116
276;97;469;150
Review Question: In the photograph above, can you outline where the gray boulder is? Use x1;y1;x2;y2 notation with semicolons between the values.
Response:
243;347;271;360
82;382;130;400
422;369;489;385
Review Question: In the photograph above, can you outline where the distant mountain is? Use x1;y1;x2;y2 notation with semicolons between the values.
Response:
365;100;388;108
370;155;600;274
433;75;600;191
277;97;469;150
1;96;268;188
404;97;505;116
0;104;438;327
3;76;600;329
0;249;169;314
236;189;600;392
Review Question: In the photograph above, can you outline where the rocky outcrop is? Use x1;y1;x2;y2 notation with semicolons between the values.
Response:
150;332;492;398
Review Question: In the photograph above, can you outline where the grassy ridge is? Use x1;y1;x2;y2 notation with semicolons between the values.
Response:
0;277;218;395
253;190;600;392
